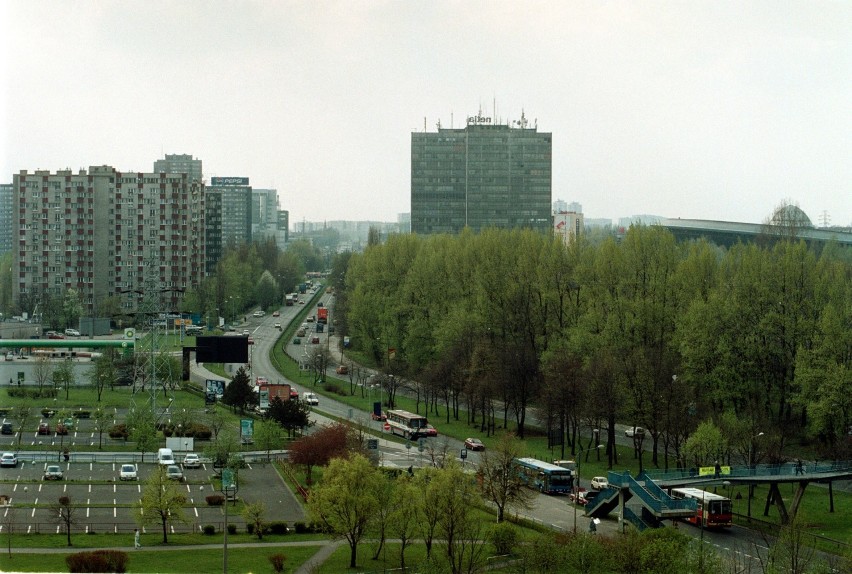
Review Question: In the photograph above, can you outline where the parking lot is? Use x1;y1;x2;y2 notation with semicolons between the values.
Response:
0;458;305;535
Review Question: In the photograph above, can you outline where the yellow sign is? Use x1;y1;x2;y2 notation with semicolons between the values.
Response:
698;465;730;476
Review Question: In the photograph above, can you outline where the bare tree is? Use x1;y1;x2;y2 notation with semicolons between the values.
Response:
52;496;79;546
33;356;54;395
476;433;535;522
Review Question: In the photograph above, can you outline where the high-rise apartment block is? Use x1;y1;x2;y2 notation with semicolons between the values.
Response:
204;177;252;270
12;167;204;315
411;114;552;234
0;183;12;255
154;154;203;183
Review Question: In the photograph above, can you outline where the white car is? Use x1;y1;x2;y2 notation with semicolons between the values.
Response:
183;454;201;469
119;464;137;480
0;453;17;467
590;476;609;490
43;465;64;480
64;328;80;336
625;426;646;438
302;392;319;406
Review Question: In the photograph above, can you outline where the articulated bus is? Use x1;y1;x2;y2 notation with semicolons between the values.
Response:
669;488;733;528
385;409;428;440
513;458;574;495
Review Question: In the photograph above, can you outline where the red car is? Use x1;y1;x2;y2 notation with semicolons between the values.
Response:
38;423;50;435
424;424;438;437
464;438;485;451
371;412;387;421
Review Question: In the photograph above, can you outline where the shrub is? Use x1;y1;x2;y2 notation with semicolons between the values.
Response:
293;522;308;534
205;495;225;506
74;410;91;418
66;550;128;573
202;524;216;535
267;521;288;535
246;523;255;535
490;522;519;555
269;553;286;573
108;424;128;440
227;524;237;535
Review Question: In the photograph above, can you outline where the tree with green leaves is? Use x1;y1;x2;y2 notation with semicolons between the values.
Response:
222;367;255;414
91;406;112;450
90;349;118;401
308;454;382;569
125;404;158;463
267;396;310;437
432;459;487;574
136;466;187;543
387;474;421;571
52;358;75;400
254;418;285;460
684;420;727;469
242;502;267;540
13;406;31;450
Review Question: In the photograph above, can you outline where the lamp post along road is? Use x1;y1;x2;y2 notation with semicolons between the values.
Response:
573;443;603;533
747;431;764;519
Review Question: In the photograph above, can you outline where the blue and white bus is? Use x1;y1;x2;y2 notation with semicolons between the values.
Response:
513;458;574;495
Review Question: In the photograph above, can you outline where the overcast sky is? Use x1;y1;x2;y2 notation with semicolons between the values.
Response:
2;1;850;227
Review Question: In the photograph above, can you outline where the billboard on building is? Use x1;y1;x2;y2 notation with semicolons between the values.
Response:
211;177;249;186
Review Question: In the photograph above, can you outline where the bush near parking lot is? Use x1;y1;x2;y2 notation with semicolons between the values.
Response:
161;423;212;440
202;524;216;535
65;550;128;573
108;423;129;440
205;494;225;506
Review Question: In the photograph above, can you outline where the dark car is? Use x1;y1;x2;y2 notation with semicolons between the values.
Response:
37;422;50;435
464;438;485;451
0;423;13;435
55;423;68;435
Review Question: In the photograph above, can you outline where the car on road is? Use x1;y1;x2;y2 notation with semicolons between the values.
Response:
119;464;137;480
292;337;301;345
297;328;307;337
570;489;600;506
302;392;319;406
464;438;485;451
165;465;184;481
424;424;438;437
299;300;305;304
242;329;251;336
371;411;387;421
183;454;201;468
625;426;645;438
64;328;80;337
274;322;282;330
336;365;348;375
310;336;320;344
1;423;13;435
43;465;64;480
306;316;314;322
47;332;65;339
590;476;609;490
272;311;280;317
38;422;50;435
0;453;17;467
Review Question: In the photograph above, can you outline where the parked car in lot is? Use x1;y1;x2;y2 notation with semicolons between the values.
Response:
625;426;645;438
183;454;201;468
38;422;50;435
590;476;609;490
119;464;137;480
47;332;65;339
0;453;17;467
64;328;80;337
165;465;184;481
1;423;13;435
464;438;485;451
55;422;68;435
43;465;64;480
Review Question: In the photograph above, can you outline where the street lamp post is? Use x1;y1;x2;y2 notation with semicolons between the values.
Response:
747;431;764;519
573;443;603;533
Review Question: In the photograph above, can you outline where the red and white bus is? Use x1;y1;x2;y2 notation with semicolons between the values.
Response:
385;409;428;440
670;488;733;528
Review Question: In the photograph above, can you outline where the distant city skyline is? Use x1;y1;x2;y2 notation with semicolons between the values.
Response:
2;2;849;226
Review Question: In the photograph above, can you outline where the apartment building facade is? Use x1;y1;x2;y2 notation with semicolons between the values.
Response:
12;167;205;316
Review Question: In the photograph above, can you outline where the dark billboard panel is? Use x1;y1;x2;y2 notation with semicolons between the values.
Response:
196;336;248;363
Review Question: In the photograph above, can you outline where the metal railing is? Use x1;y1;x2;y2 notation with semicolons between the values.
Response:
607;471;696;514
642;460;852;483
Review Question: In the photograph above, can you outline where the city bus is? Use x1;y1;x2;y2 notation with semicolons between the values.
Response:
513;458;574;495
669;488;733;528
385;409;429;440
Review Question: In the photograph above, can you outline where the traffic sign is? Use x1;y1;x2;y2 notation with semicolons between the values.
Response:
383;423;390;431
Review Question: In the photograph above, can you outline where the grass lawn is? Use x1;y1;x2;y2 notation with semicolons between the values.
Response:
0;543;323;573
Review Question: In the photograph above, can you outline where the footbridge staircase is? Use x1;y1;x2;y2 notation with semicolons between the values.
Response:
585;471;697;530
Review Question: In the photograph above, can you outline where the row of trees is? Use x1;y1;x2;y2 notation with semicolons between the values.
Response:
336;226;851;469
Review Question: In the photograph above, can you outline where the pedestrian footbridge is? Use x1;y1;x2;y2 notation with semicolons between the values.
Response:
585;461;852;530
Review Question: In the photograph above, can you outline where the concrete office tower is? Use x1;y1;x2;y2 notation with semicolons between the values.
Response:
411;113;552;234
12;167;205;316
154;154;203;183
252;188;280;241
204;177;252;272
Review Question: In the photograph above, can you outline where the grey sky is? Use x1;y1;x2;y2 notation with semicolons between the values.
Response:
2;1;850;226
